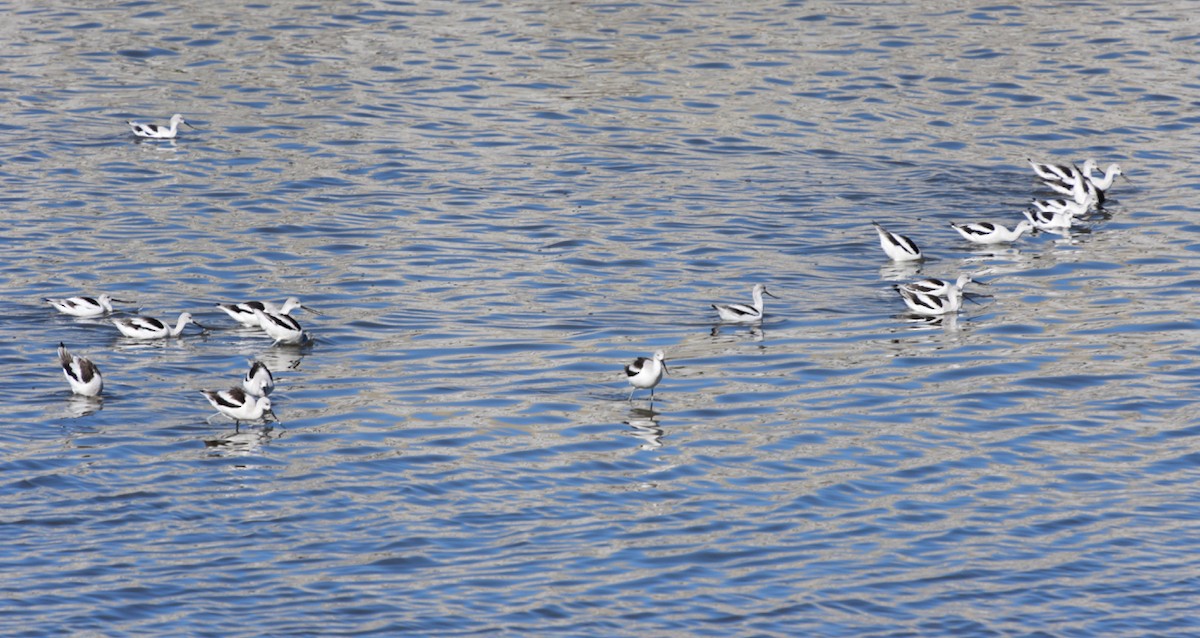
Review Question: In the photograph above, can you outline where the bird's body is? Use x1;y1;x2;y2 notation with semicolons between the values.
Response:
1031;198;1088;218
625;350;667;401
872;221;922;261
1023;208;1073;231
201;387;276;426
113;312;204;339
58;342;103;396
713;283;778;323
1038;162;1102;209
242;361;274;397
127;114;193;139
46;294;131;318
1027;158;1082;184
216;297;308;327
898;285;964;316
253;308;309;345
950;220;1034;244
897;273;974;299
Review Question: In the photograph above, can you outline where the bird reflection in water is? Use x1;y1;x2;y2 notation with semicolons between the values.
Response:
205;426;278;457
879;260;923;283
625;407;664;451
901;312;961;332
65;395;103;418
711;324;764;342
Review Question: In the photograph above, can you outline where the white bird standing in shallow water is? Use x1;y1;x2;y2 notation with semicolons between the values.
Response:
113;312;206;339
45;294;134;318
127;114;195;139
242;361;274;397
950;220;1034;245
713;283;779;323
253;308;310;345
216;297;314;327
1030;158;1101;185
1082;162;1124;191
625;350;668;401
1031;197;1088;218
1043;166;1101;209
1023;208;1073;231
1079;161;1125;206
201;387;277;427
896;273;983;299
58;342;103;396
1027;158;1080;184
872;221;922;261
898;284;964;316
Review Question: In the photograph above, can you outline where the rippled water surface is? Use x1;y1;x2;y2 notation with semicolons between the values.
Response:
4;0;1200;635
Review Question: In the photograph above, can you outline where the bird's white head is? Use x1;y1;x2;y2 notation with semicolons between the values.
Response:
653;350;668;374
757;284;779;299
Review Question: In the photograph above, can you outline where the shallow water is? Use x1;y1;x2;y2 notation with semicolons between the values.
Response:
3;0;1200;635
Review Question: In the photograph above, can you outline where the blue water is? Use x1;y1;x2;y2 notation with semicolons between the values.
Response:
3;1;1200;635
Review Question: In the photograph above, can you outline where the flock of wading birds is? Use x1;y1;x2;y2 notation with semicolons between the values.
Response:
51;296;316;427
54;116;1127;418
622;157;1125;403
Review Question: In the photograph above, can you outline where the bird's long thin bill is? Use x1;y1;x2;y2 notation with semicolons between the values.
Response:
300;305;322;315
111;298;137;303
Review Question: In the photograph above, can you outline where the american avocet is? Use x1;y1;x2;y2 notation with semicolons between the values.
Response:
1023;208;1073;231
1082;161;1124;191
45;294;134;317
1078;161;1124;207
625;350;667;401
201;387;276;427
1043;168;1100;209
1030;158;1111;206
1027;158;1082;184
113;312;206;339
950;220;1034;245
253;308;309;345
127;114;195;139
57;342;103;397
242;361;274;397
712;283;779;323
898;285;963;316
872;221;922;262
216;297;315;327
896;273;983;299
1031;197;1088;218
